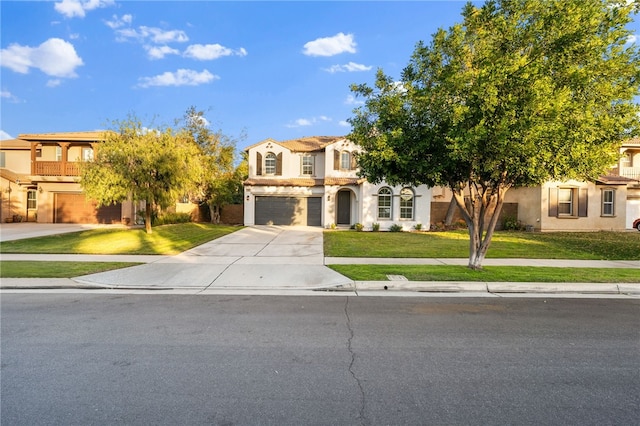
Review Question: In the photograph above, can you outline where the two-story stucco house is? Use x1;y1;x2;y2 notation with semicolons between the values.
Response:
0;131;136;223
243;136;432;229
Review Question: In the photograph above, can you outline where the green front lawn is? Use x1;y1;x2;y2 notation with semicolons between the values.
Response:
1;261;143;278
324;230;640;260
329;265;640;283
0;223;241;255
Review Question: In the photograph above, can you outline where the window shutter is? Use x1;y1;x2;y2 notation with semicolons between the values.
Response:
548;188;557;217
334;150;340;170
350;152;357;170
276;153;282;176
256;152;262;175
578;188;588;217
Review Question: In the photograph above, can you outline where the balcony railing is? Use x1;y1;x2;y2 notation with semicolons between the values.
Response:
619;167;640;180
32;161;81;176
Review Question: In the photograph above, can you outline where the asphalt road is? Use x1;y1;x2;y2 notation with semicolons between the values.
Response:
2;294;639;425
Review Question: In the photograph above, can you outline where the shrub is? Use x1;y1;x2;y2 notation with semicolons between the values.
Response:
413;223;422;231
502;215;525;231
354;223;364;232
153;212;192;225
389;223;403;232
372;223;380;232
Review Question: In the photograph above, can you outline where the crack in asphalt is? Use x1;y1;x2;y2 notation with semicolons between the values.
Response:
345;297;367;425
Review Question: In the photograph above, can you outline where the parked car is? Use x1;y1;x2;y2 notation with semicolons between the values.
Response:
634;218;640;231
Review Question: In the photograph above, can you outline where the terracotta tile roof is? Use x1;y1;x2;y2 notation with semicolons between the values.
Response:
623;137;640;146
244;136;345;152
18;131;110;142
279;136;344;152
0;168;30;184
324;177;365;185
597;174;639;184
244;178;325;187
0;139;31;149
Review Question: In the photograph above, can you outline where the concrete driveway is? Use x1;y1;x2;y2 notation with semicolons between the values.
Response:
0;223;129;242
75;226;352;290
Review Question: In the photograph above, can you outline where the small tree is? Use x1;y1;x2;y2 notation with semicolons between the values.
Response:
349;0;640;269
178;107;244;223
80;115;202;233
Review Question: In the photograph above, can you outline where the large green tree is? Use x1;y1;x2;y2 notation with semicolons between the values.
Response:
349;0;640;269
179;107;244;223
80;115;202;233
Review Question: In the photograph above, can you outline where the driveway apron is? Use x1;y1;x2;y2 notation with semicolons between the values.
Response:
75;226;352;290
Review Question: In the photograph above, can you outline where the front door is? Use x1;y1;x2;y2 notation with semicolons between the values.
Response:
337;191;351;225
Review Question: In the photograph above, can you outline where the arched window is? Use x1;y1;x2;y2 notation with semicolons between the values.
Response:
340;151;351;170
400;188;414;220
378;187;392;219
265;152;276;174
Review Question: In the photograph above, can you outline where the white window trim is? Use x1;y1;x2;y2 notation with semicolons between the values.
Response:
601;188;615;217
377;187;393;220
264;152;276;175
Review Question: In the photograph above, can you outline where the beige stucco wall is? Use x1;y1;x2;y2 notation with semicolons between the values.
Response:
539;181;627;231
2;150;30;174
1;177;27;222
504;187;541;230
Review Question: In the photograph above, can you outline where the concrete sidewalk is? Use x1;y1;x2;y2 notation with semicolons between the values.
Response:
1;225;639;295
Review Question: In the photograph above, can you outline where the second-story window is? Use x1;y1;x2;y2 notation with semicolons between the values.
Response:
265;152;276;175
340;151;351;170
82;147;94;161
301;155;314;175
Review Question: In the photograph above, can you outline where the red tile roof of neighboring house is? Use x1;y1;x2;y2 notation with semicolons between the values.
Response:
244;178;325;187
597;174;639;184
18;131;110;142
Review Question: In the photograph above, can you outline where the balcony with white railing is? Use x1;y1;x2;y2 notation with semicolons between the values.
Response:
619;167;640;180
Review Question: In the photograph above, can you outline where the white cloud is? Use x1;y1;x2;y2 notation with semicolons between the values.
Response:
339;120;350;127
303;32;356;57
54;0;115;19
344;94;364;105
116;26;188;44
46;79;62;88
1;90;22;103
0;130;14;140
146;45;180;60
137;69;219;88
286;116;332;128
627;34;637;44
1;38;83;78
325;62;372;74
183;43;247;60
105;14;133;30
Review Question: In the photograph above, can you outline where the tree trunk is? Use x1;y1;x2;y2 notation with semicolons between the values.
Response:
208;203;221;224
144;200;152;234
451;183;509;270
444;197;457;226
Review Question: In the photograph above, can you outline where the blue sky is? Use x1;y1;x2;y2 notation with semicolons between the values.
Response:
1;1;638;151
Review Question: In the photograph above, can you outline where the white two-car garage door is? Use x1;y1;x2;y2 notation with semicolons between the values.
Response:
255;196;321;226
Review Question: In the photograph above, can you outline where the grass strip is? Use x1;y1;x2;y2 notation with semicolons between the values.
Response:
0;223;241;255
329;265;640;283
0;261;143;278
324;230;640;260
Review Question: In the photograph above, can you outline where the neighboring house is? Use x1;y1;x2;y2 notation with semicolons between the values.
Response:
0;131;136;224
243;136;431;229
431;138;640;231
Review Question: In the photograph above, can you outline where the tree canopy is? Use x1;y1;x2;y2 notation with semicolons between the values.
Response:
178;106;244;223
80;115;202;233
348;0;640;269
